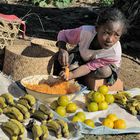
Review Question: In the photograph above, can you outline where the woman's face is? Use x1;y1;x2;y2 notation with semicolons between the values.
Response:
96;21;124;49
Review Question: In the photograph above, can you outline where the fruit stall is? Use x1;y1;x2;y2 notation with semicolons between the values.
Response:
0;72;140;140
0;16;140;140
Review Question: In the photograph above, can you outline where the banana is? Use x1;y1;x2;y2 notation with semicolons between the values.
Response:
135;103;140;114
0;108;3;114
10;119;25;135
21;94;36;107
32;110;48;122
3;106;24;122
50;100;59;110
15;103;28;113
56;119;69;138
32;123;43;140
87;91;95;101
15;103;30;119
40;124;49;140
117;91;131;99
1;93;15;106
47;120;62;139
133;95;140;100
114;94;128;105
129;106;137;115
0;96;7;108
132;100;140;107
39;104;54;120
11;136;18;140
2;126;15;137
17;99;31;110
2;121;20;136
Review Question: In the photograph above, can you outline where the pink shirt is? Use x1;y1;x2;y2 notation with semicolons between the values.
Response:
57;25;122;71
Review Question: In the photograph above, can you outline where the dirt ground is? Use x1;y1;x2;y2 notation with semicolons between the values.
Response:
1;2;139;90
0;1;140;139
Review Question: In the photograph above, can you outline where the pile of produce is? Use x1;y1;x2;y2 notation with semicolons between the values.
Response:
114;91;140;115
86;85;115;112
24;80;80;95
0;84;140;139
0;93;70;140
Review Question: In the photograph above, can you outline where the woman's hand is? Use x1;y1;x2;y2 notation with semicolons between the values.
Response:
58;49;69;66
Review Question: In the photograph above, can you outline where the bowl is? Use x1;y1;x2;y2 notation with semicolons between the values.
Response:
20;75;81;104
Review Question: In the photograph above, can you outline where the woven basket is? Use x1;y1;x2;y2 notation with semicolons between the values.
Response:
0;17;21;49
3;38;59;81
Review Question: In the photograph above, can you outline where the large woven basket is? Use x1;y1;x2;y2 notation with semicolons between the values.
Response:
3;38;59;81
0;15;22;49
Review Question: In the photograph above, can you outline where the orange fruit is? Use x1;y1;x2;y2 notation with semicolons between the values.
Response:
84;119;95;128
72;116;82;123
98;101;108;110
87;102;98;112
55;106;66;117
92;92;105;103
57;95;69;107
102;118;114;128
66;102;77;113
106;114;118;122
105;94;114;104
75;112;86;122
114;119;126;129
98;85;109;95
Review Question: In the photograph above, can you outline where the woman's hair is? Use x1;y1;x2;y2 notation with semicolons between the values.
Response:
96;8;128;34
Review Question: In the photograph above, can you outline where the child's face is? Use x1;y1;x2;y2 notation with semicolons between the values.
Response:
96;21;124;49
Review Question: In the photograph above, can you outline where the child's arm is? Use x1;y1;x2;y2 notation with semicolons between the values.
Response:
56;27;82;66
59;65;91;80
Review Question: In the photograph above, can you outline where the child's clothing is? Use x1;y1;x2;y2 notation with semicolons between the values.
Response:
56;25;122;85
57;25;122;69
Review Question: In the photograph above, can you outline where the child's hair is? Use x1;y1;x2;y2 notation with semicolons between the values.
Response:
96;8;128;34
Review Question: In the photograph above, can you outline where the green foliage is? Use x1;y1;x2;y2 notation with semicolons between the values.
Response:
54;0;72;8
31;0;72;8
100;0;114;6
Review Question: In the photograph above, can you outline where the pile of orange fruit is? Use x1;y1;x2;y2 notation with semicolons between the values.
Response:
102;113;126;129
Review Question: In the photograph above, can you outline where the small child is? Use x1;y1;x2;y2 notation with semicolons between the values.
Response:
54;8;128;86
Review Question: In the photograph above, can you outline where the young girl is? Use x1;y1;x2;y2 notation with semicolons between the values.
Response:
54;8;128;87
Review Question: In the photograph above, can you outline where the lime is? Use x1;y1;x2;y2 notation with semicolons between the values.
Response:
72;116;82;123
57;95;69;107
84;119;95;128
55;106;66;117
92;92;105;103
66;102;77;113
75;112;86;122
98;101;108;110
87;102;98;112
105;94;114;104
98;85;109;95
